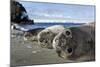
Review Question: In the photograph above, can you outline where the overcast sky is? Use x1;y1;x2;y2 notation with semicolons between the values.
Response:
19;1;95;23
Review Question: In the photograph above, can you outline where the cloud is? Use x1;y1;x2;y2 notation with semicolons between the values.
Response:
29;11;72;19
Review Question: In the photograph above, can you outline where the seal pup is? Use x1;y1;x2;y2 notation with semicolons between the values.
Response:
52;25;95;61
37;25;65;49
23;28;44;41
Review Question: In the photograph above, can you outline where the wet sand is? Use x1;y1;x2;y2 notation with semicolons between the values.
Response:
10;29;73;67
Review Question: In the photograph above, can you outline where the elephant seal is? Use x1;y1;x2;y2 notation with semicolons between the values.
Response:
37;25;65;49
52;25;95;61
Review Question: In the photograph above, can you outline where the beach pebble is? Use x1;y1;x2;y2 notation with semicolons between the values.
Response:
11;34;16;38
23;37;28;41
26;45;32;48
32;51;37;53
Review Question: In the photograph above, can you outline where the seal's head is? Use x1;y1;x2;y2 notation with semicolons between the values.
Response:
53;27;95;61
37;29;56;49
53;29;74;59
23;29;44;41
23;32;37;41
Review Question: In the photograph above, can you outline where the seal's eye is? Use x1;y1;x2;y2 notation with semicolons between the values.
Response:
67;48;72;53
45;40;48;43
66;31;70;35
39;39;43;42
40;40;42;42
46;31;50;34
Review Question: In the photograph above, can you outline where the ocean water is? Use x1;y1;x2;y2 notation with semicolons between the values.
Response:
14;22;84;31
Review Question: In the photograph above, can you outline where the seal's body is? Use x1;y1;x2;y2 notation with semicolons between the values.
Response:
53;25;95;61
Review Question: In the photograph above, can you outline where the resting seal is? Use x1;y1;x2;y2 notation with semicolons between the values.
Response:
37;25;65;49
23;28;44;41
53;25;95;61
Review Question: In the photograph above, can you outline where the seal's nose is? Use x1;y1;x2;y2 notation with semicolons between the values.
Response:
67;48;72;53
66;31;70;35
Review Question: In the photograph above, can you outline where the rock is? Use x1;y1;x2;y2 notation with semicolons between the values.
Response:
11;1;34;24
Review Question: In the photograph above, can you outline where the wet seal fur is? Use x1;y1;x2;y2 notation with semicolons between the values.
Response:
53;24;95;61
37;25;65;49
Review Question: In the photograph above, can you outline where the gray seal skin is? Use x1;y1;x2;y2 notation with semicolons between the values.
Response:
37;25;65;49
23;28;44;41
52;25;95;61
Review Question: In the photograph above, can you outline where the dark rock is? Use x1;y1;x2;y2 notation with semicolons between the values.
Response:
11;1;34;24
